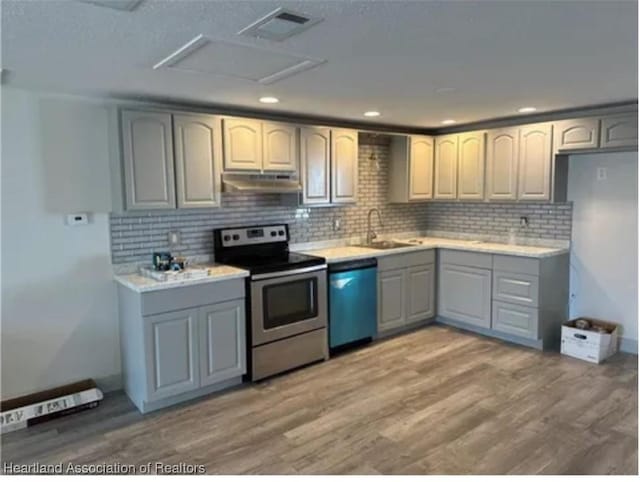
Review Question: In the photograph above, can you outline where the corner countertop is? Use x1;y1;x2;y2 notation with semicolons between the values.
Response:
114;264;249;293
298;237;569;263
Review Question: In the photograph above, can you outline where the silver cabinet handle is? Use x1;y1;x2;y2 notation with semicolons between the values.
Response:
251;264;327;281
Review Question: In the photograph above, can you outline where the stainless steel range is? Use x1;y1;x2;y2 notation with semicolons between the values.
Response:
213;224;328;381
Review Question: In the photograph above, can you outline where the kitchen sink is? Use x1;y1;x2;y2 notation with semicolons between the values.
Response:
355;240;414;250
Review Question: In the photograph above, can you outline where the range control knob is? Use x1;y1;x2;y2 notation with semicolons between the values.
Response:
270;231;277;237
232;234;240;241
223;235;231;242
278;230;285;236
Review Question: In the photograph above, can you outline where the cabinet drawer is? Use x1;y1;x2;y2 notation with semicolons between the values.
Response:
378;249;435;271
493;254;539;276
439;249;492;270
141;279;245;316
493;270;539;307
492;301;539;340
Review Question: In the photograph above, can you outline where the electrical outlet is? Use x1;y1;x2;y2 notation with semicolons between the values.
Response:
333;217;342;231
597;167;607;181
519;216;529;228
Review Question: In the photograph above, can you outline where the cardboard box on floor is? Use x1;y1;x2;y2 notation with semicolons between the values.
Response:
561;318;619;364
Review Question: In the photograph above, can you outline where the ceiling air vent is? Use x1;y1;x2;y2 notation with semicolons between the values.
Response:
77;0;144;11
238;7;323;42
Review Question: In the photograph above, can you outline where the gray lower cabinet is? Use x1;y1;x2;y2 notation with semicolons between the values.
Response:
378;268;407;332
378;250;436;334
199;300;246;387
118;279;246;413
438;263;492;328
145;308;199;402
436;251;569;350
407;264;435;323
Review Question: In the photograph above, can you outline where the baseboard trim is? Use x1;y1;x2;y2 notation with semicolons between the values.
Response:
435;317;544;351
95;373;123;394
620;337;638;354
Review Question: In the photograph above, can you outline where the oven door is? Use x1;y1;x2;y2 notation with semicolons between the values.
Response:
250;266;327;346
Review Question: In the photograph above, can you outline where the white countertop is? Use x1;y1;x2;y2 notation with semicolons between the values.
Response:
300;236;569;263
114;264;249;293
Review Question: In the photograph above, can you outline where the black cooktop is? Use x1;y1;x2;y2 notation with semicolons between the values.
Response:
221;251;326;276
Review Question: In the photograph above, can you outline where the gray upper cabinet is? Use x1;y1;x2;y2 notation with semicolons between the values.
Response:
173;114;222;209
409;136;434;200
331;129;359;204
121;110;176;210
457;131;486;200
199;299;246;387
517;123;552;201
144;308;199;402
554;117;599;151
388;135;434;203
434;135;458;199
222;117;263;171
600;113;638;149
486;127;519;201
300;127;331;205
438;262;492;328
262;122;298;172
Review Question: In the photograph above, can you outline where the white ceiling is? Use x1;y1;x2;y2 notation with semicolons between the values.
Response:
2;0;637;128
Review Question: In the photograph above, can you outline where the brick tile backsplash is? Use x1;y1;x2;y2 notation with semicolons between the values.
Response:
110;137;572;264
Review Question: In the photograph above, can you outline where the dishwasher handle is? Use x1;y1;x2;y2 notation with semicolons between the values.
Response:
329;257;377;274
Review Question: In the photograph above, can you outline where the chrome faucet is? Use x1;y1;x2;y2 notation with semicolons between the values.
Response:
366;208;383;245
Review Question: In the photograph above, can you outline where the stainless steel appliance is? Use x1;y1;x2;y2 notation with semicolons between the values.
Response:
213;224;328;381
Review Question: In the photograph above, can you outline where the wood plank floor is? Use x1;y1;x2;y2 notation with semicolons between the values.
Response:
2;325;637;475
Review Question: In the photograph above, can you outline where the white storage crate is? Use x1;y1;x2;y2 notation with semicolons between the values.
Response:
561;318;619;364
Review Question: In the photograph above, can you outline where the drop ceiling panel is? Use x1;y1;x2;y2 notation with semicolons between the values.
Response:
154;36;325;84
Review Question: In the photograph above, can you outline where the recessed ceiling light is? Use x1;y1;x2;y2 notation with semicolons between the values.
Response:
518;106;537;113
435;87;456;94
364;111;381;117
259;96;279;104
441;119;456;125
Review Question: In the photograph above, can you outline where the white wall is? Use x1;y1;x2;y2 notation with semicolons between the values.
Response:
568;151;638;352
1;87;120;398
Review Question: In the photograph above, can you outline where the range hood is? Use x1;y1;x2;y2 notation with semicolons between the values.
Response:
222;173;302;194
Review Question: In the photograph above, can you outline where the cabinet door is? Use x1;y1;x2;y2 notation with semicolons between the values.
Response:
517;123;552;201
486;128;519;201
406;264;435;323
554;117;599;151
438;263;491;328
144;309;199;402
331;129;359;203
173;114;222;209
434;135;458;199
223;118;262;171
378;268;406;332
492;301;539;340
300;127;331;205
199;300;246;387
600;114;638;149
409;136;434;200
121;110;176;210
262;122;298;172
457;131;486;200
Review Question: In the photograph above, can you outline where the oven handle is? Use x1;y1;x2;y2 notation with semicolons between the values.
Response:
251;264;328;281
